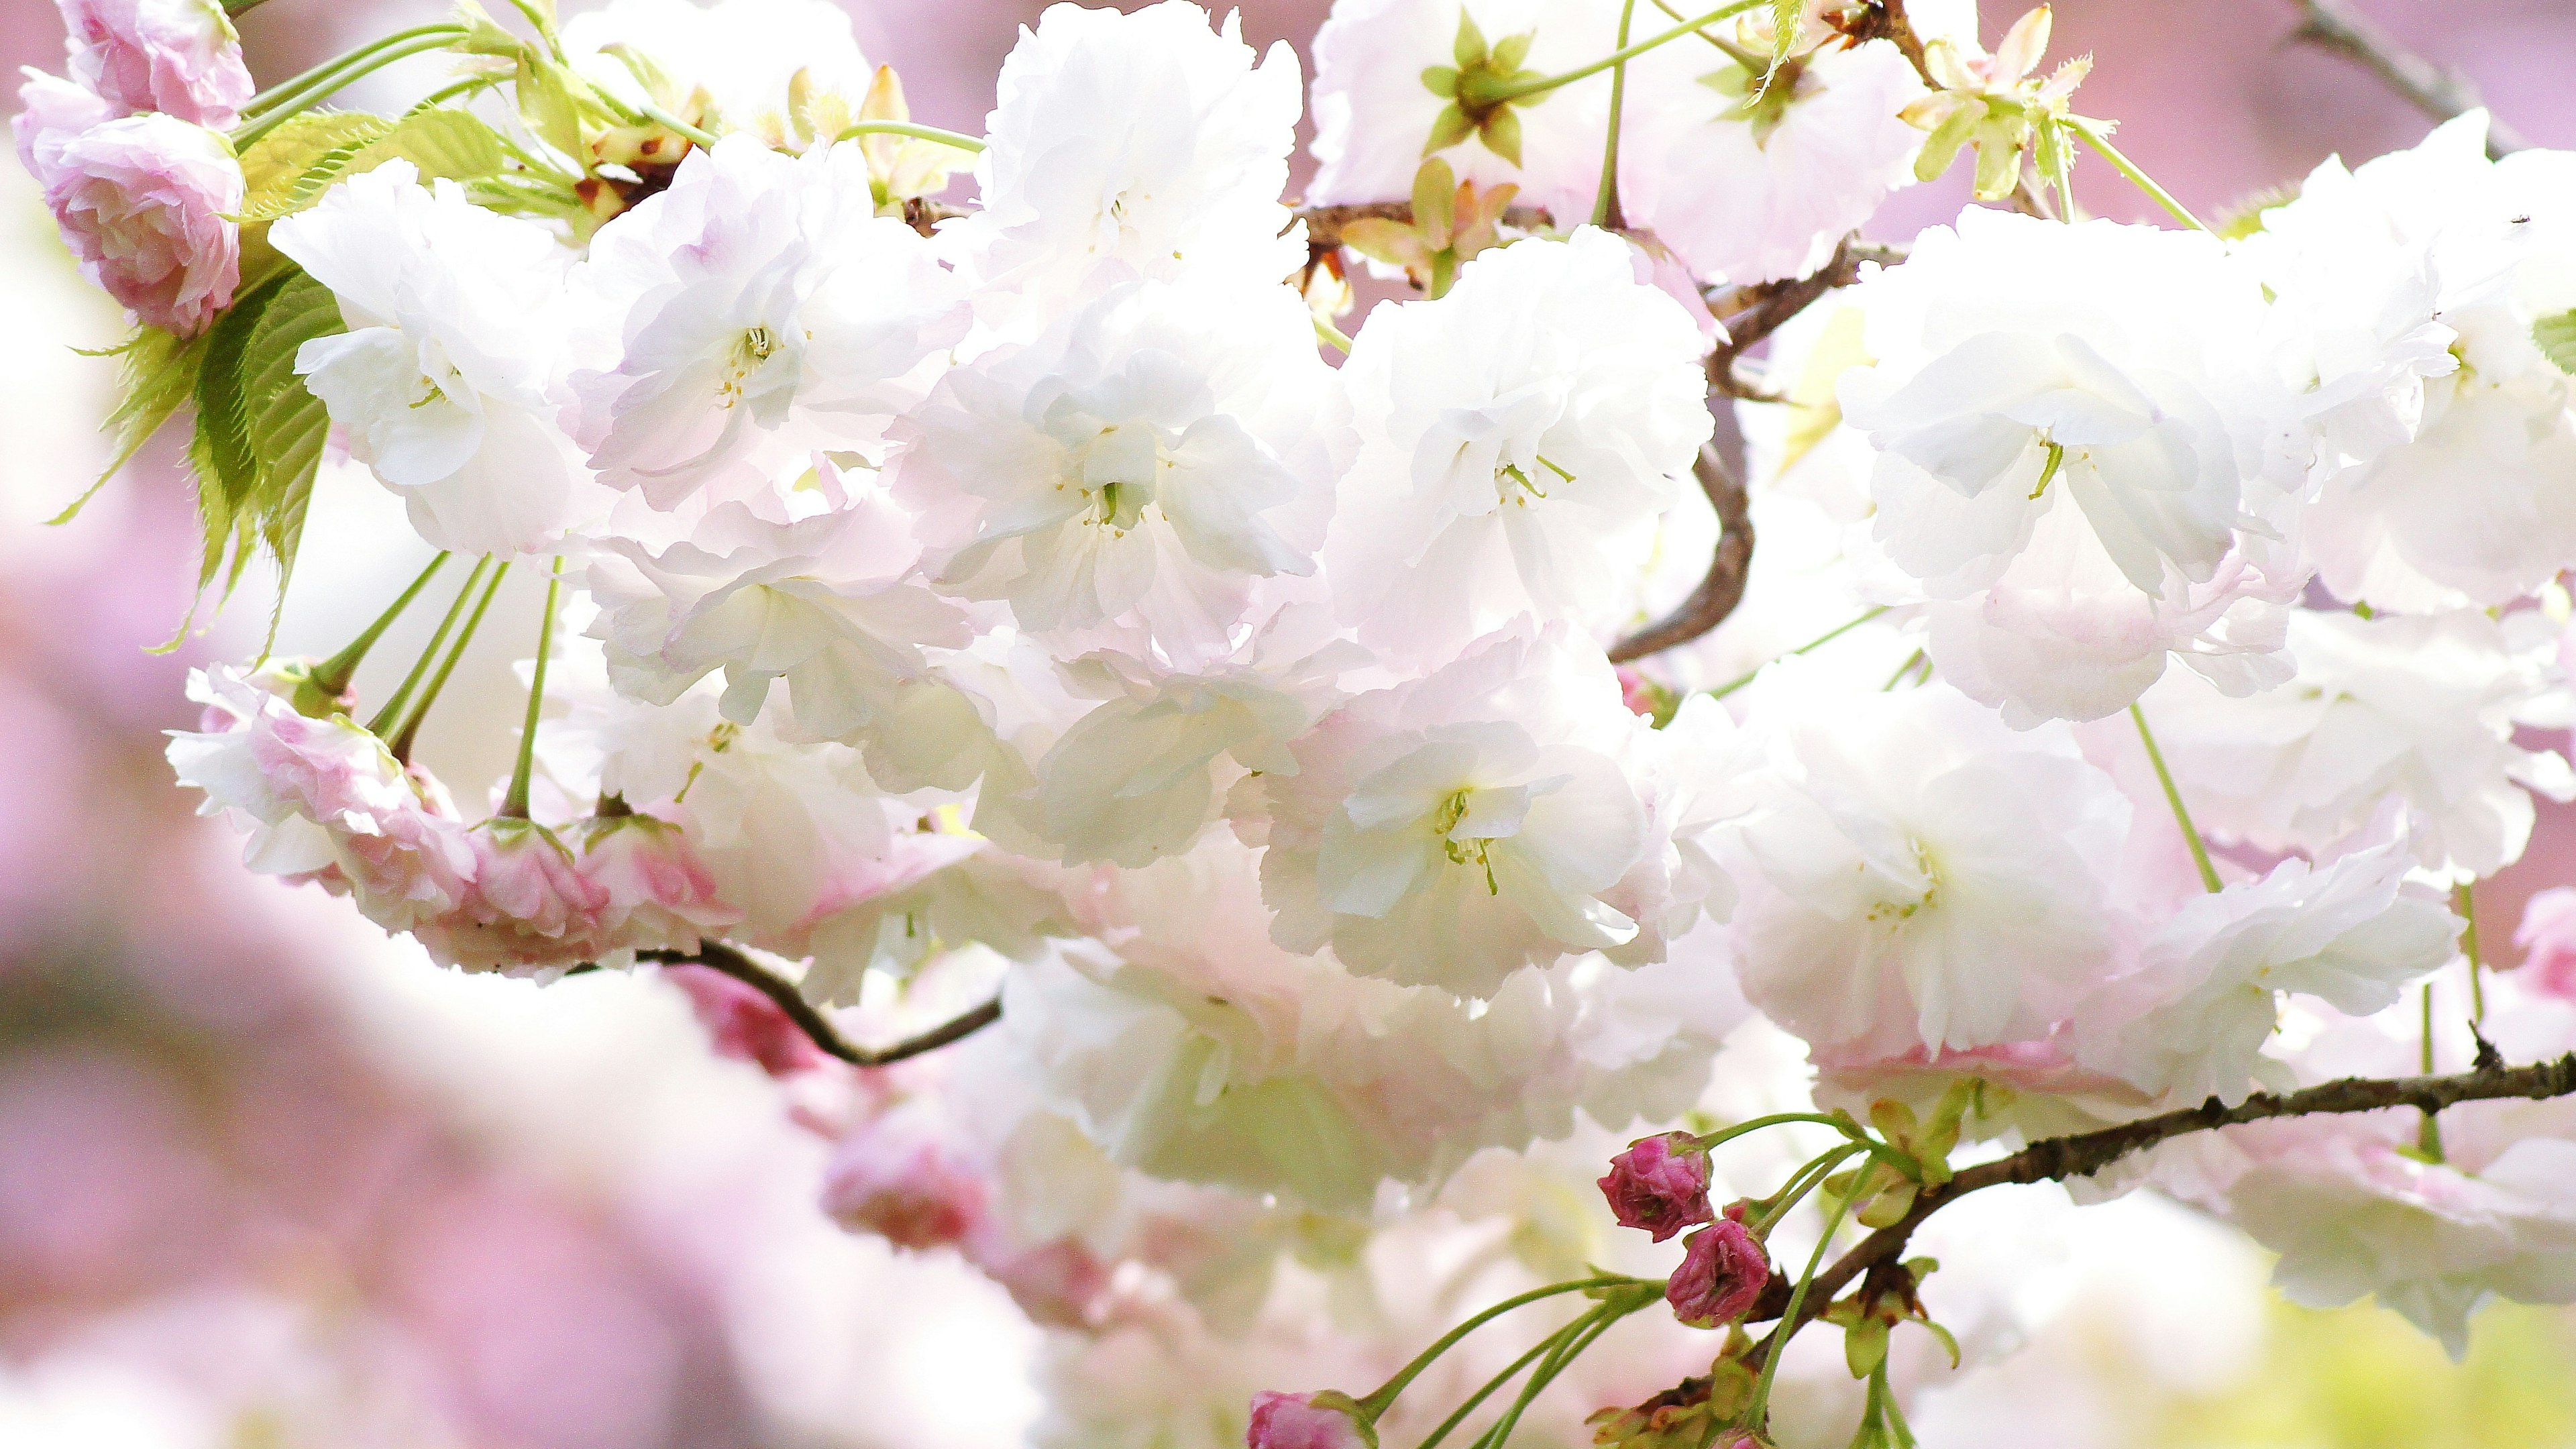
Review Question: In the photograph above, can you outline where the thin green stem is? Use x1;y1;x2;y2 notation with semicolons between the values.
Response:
832;119;985;152
313;552;449;696
1880;647;1928;692
1752;1142;1865;1238
1746;1171;1867;1432
367;557;491;738
1707;608;1892;700
498;557;564;820
1649;0;1744;53
409;75;504;115
1413;1329;1568;1449
598;48;718;145
1358;1277;1629;1417
1698;1112;1862;1152
1482;0;1767;103
502;0;564;56
1314;315;1354;354
235;29;470;148
239;23;470;119
2130;703;2222;894
1590;0;1641;229
2457;881;2485;1023
2064;116;2206;232
388;561;510;763
1472;1303;1620;1449
2418;981;2446;1161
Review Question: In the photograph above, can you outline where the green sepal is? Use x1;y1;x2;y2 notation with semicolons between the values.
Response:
1842;1316;1890;1379
1424;101;1477;156
1491;29;1535;72
1453;8;1490;69
1481;104;1524;166
519;55;587;160
1913;101;1979;184
1420;64;1461;97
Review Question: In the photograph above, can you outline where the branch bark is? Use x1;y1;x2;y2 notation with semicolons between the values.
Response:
2289;0;2525;157
1706;235;1903;402
1741;1053;2576;1365
1609;443;1754;663
637;942;1002;1069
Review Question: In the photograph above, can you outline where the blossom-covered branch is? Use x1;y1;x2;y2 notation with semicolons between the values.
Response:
638;943;1001;1069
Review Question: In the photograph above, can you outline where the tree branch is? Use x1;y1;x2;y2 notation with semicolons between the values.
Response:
1609;443;1755;663
1705;234;1903;402
637;942;1002;1069
1739;1053;2576;1368
2289;0;2525;157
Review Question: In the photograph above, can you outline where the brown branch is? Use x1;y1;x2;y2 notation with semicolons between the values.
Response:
1292;201;1556;249
637;942;1002;1068
1739;1053;2576;1368
2289;0;2524;157
1706;234;1904;402
1609;443;1754;663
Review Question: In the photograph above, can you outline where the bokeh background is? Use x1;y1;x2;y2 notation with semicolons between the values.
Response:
5;1;2576;1446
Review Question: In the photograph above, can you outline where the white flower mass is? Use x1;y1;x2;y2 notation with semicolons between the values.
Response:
32;0;2576;1437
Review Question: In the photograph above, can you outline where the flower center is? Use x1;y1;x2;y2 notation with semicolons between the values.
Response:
720;325;781;408
1864;838;1940;924
1493;453;1573;508
1434;788;1500;896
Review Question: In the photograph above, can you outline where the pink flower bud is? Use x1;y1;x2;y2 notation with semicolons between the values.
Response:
411;818;610;975
663;963;823;1077
1246;1391;1376;1449
40;112;241;336
577;813;743;956
58;0;256;127
1665;1216;1769;1328
822;1102;989;1250
1600;1130;1715;1242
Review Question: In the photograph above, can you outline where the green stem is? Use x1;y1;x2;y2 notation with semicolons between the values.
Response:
1590;0;1641;229
1480;0;1767;103
1697;1112;1863;1152
498;557;564;820
313;551;449;696
387;561;510;763
1707;608;1892;700
1752;1142;1865;1238
1880;647;1927;692
598;48;718;145
235;28;470;146
1745;1171;1868;1433
1414;1328;1568;1449
502;0;564;56
2064;116;2206;232
1358;1277;1629;1417
1313;315;1354;354
2457;881;2485;1023
2418;981;2445;1161
367;557;491;738
1472;1300;1630;1449
833;119;986;152
2130;703;2222;894
239;23;470;118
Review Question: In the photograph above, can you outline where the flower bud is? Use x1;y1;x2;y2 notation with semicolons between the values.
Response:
1246;1390;1377;1449
1665;1216;1769;1328
40;112;241;337
1600;1130;1715;1242
822;1102;989;1250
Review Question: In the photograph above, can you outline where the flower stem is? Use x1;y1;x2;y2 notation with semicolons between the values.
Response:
234;26;470;145
367;557;491;738
1472;1291;1651;1449
1357;1277;1631;1418
2063;116;2206;231
2130;702;2222;894
1746;1170;1867;1433
498;557;564;820
1707;608;1892;700
1590;0;1642;229
312;551;449;698
833;119;985;152
2456;881;2485;1022
2418;981;2446;1161
1313;315;1354;354
1413;1326;1570;1449
1485;0;1768;103
1697;1112;1864;1152
1752;1142;1865;1238
387;561;510;763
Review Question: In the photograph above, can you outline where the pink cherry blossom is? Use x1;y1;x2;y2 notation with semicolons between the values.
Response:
40;113;241;336
411;819;610;975
1600;1130;1715;1242
1246;1390;1374;1449
661;963;824;1077
1666;1214;1769;1328
58;0;256;127
2516;887;2576;1002
12;71;112;182
821;1101;989;1250
576;812;742;955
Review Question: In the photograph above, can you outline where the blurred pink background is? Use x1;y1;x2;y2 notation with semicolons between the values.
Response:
5;2;2576;1445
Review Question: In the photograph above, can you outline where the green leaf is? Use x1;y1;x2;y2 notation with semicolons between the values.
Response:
1844;1317;1890;1379
238;111;396;221
241;270;347;614
241;109;513;225
1453;8;1490;69
189;270;288;597
517;56;585;161
1411;156;1456;236
2534;308;2576;376
52;326;203;525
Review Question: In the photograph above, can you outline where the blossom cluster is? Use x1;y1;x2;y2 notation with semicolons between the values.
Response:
23;0;2576;1441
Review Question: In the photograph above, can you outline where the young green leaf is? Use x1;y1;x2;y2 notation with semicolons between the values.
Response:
2534;308;2576;376
51;326;205;525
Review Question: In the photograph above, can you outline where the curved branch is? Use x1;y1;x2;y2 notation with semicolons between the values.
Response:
1741;1053;2576;1366
638;942;1002;1069
2290;0;2524;157
1609;443;1754;663
1706;234;1904;401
